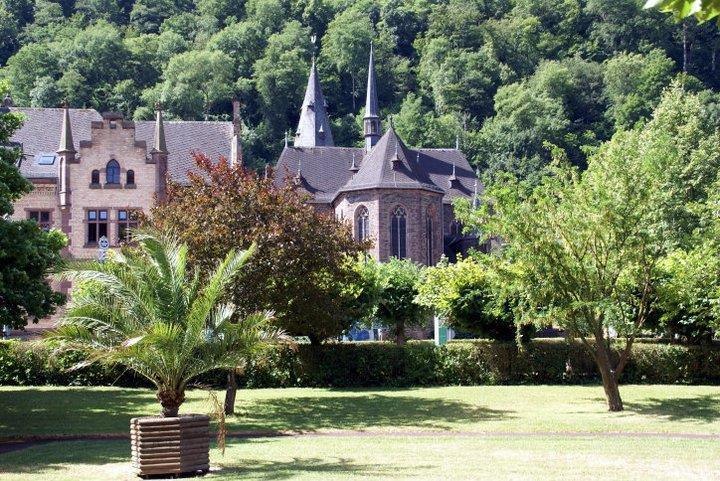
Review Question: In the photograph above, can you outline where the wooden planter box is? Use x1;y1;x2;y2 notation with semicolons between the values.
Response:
130;414;210;477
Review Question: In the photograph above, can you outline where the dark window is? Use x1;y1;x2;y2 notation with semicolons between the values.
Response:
118;209;139;243
87;209;108;244
356;206;369;242
391;206;407;259
91;169;100;184
106;160;120;184
28;210;52;230
426;216;433;265
126;169;135;185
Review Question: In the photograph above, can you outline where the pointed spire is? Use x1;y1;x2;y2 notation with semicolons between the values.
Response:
152;102;167;154
455;133;460;150
363;43;382;152
284;130;289;148
472;167;480;209
350;152;359;172
448;162;458;187
57;101;76;154
295;56;334;147
365;43;379;118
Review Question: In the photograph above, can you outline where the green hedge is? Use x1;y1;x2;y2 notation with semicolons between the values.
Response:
1;339;719;388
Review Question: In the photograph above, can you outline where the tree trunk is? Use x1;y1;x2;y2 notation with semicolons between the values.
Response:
395;321;406;346
224;371;237;416
157;389;185;417
594;342;624;412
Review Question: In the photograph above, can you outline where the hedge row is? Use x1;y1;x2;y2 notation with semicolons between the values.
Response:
1;339;719;388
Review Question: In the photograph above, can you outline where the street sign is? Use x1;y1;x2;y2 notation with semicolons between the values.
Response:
98;235;109;263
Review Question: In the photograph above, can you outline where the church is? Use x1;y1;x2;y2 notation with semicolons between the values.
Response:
276;46;479;264
6;46;478;265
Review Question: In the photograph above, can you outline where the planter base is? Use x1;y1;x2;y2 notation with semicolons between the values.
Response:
131;414;210;478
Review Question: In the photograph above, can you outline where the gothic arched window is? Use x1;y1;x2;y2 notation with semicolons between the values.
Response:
91;169;100;184
106;160;120;184
391;206;407;259
356;206;369;242
126;169;135;185
426;215;433;265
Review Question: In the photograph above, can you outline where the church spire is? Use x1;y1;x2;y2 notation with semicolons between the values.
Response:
363;43;381;152
294;57;334;147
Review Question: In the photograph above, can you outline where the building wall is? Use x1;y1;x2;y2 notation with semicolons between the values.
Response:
335;188;444;265
10;181;60;227
64;117;156;259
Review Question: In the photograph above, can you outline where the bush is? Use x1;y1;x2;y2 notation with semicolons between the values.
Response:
2;339;719;388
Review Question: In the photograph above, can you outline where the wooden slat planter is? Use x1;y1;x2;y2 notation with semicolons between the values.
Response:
130;414;210;478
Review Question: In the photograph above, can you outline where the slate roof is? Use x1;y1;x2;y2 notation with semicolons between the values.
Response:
9;107;234;183
276;128;479;204
294;59;334;147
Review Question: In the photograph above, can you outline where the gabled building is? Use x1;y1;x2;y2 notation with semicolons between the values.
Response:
276;47;480;264
5;94;241;260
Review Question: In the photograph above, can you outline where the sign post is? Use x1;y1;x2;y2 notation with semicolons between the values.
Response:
98;235;109;263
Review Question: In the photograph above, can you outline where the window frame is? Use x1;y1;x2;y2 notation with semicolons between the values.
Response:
390;206;407;259
27;209;53;230
105;159;121;185
86;208;110;246
355;205;370;242
117;208;140;244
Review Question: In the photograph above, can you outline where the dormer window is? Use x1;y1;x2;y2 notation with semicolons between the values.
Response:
106;160;120;184
36;153;56;165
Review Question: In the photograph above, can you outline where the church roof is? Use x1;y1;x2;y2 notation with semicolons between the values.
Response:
9;107;234;183
339;127;443;194
276;132;478;204
294;59;334;147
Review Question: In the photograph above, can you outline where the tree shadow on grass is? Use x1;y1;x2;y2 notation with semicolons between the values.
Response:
0;439;128;474
0;388;156;438
625;394;720;423
233;394;513;432
218;456;432;481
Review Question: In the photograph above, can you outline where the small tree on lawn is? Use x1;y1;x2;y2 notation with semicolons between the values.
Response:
49;230;284;417
417;256;520;342
365;257;429;345
0;106;66;330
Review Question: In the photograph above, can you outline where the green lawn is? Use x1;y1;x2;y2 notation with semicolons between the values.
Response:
1;385;719;480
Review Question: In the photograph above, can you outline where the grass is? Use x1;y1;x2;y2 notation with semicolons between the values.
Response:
0;385;719;438
1;436;719;481
1;385;719;480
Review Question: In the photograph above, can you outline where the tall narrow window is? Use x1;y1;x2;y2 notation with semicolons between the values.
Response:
87;209;108;244
126;169;135;185
28;210;52;230
391;206;407;259
118;209;139;243
426;215;433;265
91;170;100;184
106;160;120;184
356;206;369;242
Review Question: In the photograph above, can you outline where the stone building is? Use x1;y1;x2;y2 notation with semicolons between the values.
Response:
276;46;479;264
4;95;240;260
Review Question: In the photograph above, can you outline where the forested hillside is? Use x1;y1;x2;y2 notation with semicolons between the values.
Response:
1;0;718;175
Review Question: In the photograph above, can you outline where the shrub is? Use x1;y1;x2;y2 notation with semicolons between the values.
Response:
2;339;719;388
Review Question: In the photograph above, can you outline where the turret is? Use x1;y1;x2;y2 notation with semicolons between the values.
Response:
57;102;76;209
150;103;169;202
294;58;334;147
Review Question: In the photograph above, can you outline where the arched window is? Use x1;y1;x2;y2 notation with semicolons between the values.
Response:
426;215;433;265
391;206;407;259
126;169;135;185
355;206;369;242
91;169;100;184
106;160;120;184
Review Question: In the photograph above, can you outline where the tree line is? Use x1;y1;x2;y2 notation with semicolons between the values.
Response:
2;0;720;175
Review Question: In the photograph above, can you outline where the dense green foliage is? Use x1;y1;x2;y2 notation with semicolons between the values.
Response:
1;0;719;173
48;230;283;416
454;85;720;411
150;154;365;345
359;257;429;345
0;104;66;329
3;339;720;387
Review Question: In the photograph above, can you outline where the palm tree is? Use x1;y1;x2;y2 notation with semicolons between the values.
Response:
50;230;281;417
